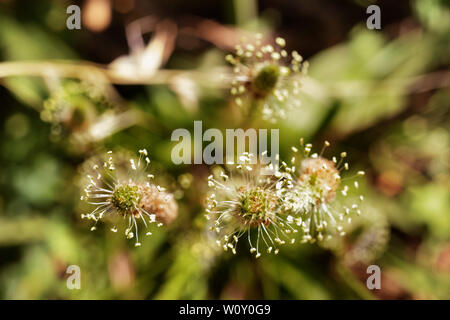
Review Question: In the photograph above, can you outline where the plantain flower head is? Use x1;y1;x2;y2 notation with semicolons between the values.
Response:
205;153;298;258
226;34;308;122
81;149;178;246
42;80;113;138
281;140;365;243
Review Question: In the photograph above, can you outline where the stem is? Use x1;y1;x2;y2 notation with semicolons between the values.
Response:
0;60;226;87
242;97;262;128
335;262;376;300
0;60;448;95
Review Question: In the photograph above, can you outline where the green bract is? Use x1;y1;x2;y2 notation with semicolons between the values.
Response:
111;184;141;213
252;64;280;96
240;186;275;222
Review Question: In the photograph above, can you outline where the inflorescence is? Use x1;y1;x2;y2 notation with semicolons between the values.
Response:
205;153;299;258
42;80;113;137
72;34;367;258
280;139;365;244
204;141;366;257
81;149;178;246
226;34;309;121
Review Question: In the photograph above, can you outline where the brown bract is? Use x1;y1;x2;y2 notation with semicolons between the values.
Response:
138;184;178;224
299;157;341;203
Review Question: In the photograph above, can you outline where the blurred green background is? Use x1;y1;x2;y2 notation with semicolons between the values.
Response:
0;0;449;299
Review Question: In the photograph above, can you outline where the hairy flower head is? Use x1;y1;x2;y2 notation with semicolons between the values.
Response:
226;34;308;121
81;149;178;246
281;140;365;243
42;80;113;138
298;157;341;204
205;153;298;258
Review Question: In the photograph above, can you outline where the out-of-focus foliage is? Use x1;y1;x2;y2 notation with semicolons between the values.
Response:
0;0;449;299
